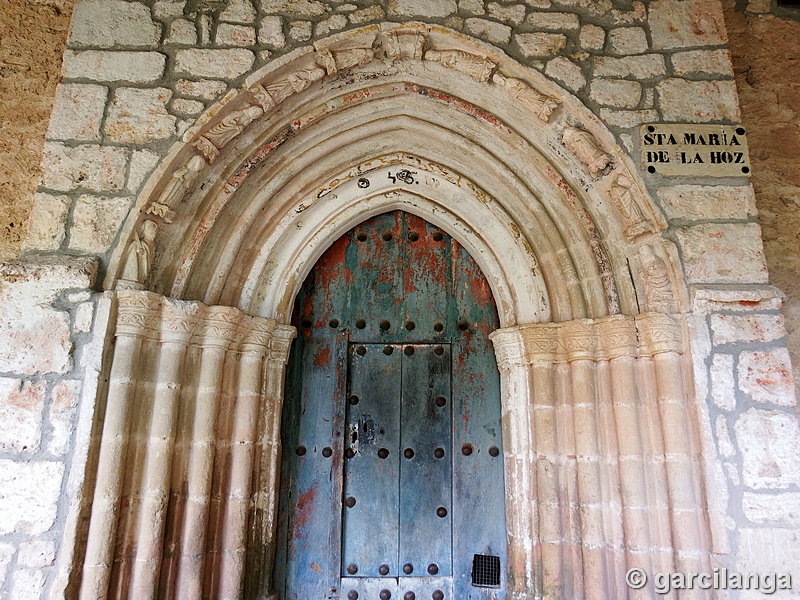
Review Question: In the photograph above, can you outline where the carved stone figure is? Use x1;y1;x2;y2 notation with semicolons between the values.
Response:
193;135;220;163
424;48;496;82
381;29;426;61
609;173;656;239
117;220;158;290
249;83;276;112
637;243;676;313
563;126;612;176
265;66;326;105
146;155;205;223
205;105;264;148
492;73;560;122
315;47;374;76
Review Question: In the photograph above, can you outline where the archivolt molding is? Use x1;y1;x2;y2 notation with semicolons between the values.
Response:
106;22;677;326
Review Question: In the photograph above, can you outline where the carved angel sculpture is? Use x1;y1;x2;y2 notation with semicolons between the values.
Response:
146;155;205;224
425;48;495;82
492;73;560;122
117;220;158;290
638;244;676;313
563;126;612;176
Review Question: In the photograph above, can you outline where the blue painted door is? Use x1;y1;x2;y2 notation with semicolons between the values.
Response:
274;212;506;600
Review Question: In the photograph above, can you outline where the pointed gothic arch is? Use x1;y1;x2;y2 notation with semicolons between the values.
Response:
78;23;718;600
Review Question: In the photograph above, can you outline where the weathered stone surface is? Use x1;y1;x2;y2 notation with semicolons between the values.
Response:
175;79;228;100
216;23;256;46
41;143;129;193
68;0;161;48
165;19;197;46
154;1;186;20
257;16;285;47
710;353;736;411
0;379;46;453
607;27;648;55
734;408;800;489
17;540;56;568
515;32;566;58
465;18;512;45
21;193;70;252
68;194;132;254
737;528;800;589
259;0;329;15
743;492;800;526
739;349;796;406
0;460;64;534
349;5;385;24
589;78;641;108
594;54;666;79
0;542;14;591
458;0;485;14
316;14;347;37
649;0;727;50
171;98;205;116
9;569;46;600
579;24;605;51
388;0;457;17
545;57;585;92
525;11;580;30
657;78;741;123
599;108;658;129
657;185;757;221
675;223;769;284
487;2;526;25
46;84;107;141
174;48;256;79
62;50;166;82
289;21;313;42
105;87;177;144
49;379;81;456
711;313;786;346
671;49;733;77
127;149;161;194
715;414;736;457
220;0;257;23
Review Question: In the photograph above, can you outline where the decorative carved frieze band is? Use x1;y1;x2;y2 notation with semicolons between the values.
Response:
424;47;496;83
635;312;684;356
379;26;427;60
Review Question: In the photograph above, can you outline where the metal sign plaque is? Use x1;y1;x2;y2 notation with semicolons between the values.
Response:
641;124;751;176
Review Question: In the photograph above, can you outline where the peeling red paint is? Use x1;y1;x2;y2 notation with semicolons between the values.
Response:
313;346;332;368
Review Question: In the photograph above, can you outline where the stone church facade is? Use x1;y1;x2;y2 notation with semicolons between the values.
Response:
0;1;798;599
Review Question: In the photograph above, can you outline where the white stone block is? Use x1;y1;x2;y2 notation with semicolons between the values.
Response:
220;0;256;23
598;108;658;129
458;0;485;14
171;98;205;116
515;32;566;57
259;0;329;16
387;0;457;17
657;78;741;123
0;379;46;453
74;302;94;334
154;1;185;19
743;492;800;526
17;541;56;568
594;54;666;78
9;569;46;600
715;415;736;457
589;78;641;108
174;48;256;79
46;83;107;141
675;223;769;284
68;195;132;254
739;349;796;407
657;185;757;221
48;380;81;456
545;57;586;92
579;24;605;51
734;408;800;490
487;2;526;25
607;27;648;55
711;314;786;346
315;14;347;37
289;21;313;42
216;23;257;46
648;0;727;50
671;49;733;77
21;193;70;252
105;87;177;144
525;11;580;30
68;0;161;48
62;50;166;82
737;528;800;596
41;142;129;193
0;460;64;535
127;149;161;194
165;19;197;46
0;543;14;592
258;16;285;47
465;18;512;45
175;79;228;101
348;6;384;24
710;354;736;411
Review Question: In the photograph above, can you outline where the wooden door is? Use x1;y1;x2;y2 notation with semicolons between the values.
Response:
274;211;506;600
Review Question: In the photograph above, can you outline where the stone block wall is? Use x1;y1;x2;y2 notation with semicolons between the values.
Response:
0;0;799;598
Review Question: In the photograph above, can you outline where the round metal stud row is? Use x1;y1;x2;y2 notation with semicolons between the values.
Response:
298;443;498;458
346;589;445;600
300;318;469;333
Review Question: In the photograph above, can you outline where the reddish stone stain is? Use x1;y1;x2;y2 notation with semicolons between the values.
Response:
294;483;318;532
739;300;760;306
314;346;332;368
406;84;512;134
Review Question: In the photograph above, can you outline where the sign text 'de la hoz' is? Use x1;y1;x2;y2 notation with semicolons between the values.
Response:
640;124;751;177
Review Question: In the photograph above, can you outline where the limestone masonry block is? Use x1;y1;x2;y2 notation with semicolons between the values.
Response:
46;83;107;141
289;21;313;42
105;87;177;144
599;108;658;129
316;15;347;37
710;354;736;411
258;16;285;47
216;23;257;47
671;49;733;77
174;48;256;79
715;415;736;457
221;0;257;23
594;54;666;79
259;0;329;16
68;194;132;254
458;0;485;14
742;492;800;526
9;569;46;600
165;19;197;46
48;379;81;456
738;349;796;406
711;313;786;345
657;185;757;221
41;142;129;193
657;78;741;123
176;79;229;100
734;408;800;489
388;0;457;17
648;0;727;50
486;2;526;25
515;32;566;57
525;11;580;30
0;543;12;591
465;18;512;45
545;57;586;92
62;50;166;82
675;223;768;284
17;541;56;568
21;193;70;252
737;528;800;587
0;379;46;453
349;6;385;24
154;1;185;20
127;149;161;194
607;27;649;55
171;98;205;116
589;78;641;108
0;460;64;535
579;24;605;51
68;0;161;49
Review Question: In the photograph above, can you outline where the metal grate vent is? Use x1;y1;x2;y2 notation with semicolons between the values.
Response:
471;554;501;588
